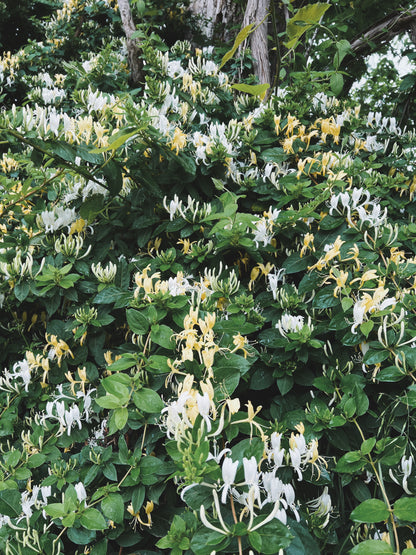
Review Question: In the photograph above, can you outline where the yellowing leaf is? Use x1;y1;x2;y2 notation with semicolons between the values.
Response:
220;24;255;69
285;3;330;49
231;83;270;98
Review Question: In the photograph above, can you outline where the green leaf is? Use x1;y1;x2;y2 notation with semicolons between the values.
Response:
114;407;128;430
146;355;170;374
330;72;344;96
285;517;321;555
101;493;124;524
96;394;124;409
276;375;294;396
349;540;394;554
249;531;262;552
350;499;389;523
363;349;390;365
47;140;76;163
220;23;255;68
44;502;66;519
131;486;145;513
80;508;107;530
4;450;20;468
92;129;139;153
248;517;293;553
133;388;164;413
285;3;330;48
334;39;351;68
190;527;230;555
0;489;21;517
102;374;131;399
393;497;416;521
360;438;376;455
67;527;96;545
151;324;175;349
62;512;76;527
107;354;137;372
126;309;149;335
342;297;354;311
102;159;123;197
27;453;46;468
14;281;29;302
232;83;270;97
335;451;365;474
14;467;31;480
80;195;104;221
377;366;406;382
360;320;374;338
283;253;315;274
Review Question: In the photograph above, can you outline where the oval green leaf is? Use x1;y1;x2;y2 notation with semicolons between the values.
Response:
350;499;389;524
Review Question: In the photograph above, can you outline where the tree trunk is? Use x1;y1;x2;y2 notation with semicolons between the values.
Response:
118;0;143;86
240;0;271;85
189;0;242;43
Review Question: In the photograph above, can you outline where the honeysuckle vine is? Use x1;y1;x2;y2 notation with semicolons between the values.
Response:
0;1;416;554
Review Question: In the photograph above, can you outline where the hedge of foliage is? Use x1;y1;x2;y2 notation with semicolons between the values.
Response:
0;2;416;554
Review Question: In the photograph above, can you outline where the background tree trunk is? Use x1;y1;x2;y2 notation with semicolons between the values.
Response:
189;0;242;43
190;0;271;85
240;0;270;85
118;0;143;86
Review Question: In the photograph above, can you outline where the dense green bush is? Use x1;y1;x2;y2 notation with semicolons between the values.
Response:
0;2;416;554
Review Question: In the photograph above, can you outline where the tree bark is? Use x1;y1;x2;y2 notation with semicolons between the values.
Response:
189;0;242;43
118;0;143;86
240;0;271;86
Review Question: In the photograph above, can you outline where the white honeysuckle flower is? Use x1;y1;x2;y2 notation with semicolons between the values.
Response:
269;432;285;469
351;300;366;334
243;456;261;506
289;448;303;480
39;206;77;233
206;442;231;464
276;313;305;336
64;405;82;435
243;456;259;486
262;471;284;505
196;392;212;432
267;268;285;300
275;508;288;525
253;219;273;247
221;457;238;504
91;261;117;283
163;194;182;220
282;483;296;506
389;455;414;494
48;109;61;135
74;482;87;503
308;486;332;518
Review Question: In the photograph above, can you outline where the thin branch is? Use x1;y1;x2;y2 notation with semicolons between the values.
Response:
349;8;416;56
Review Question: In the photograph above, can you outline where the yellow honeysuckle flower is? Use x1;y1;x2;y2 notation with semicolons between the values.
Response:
44;334;74;367
350;269;379;288
274;114;281;135
285;114;300;136
69;218;86;235
177;238;194;254
127;500;154;528
300;233;315;258
169;127;187;154
389;246;405;264
231;333;249;358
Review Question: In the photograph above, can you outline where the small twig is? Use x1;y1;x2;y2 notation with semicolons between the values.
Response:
229;494;243;555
